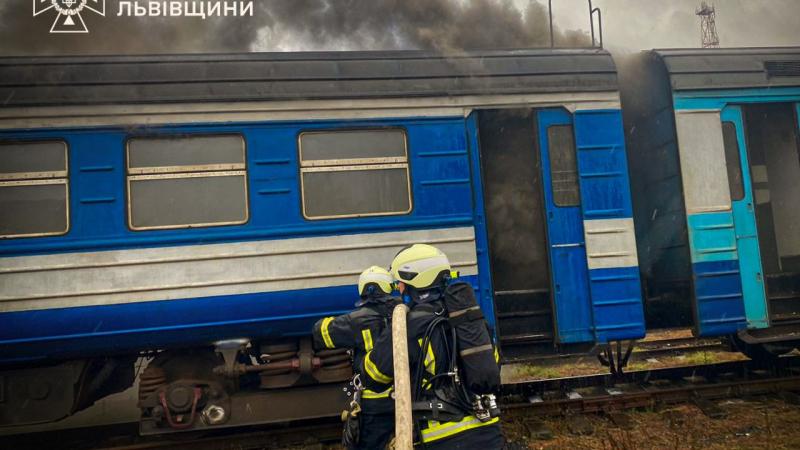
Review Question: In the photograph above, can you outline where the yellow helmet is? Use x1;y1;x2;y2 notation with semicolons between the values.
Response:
358;266;394;297
389;244;451;289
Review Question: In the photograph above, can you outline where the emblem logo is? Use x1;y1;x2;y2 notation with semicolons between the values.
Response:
33;0;106;33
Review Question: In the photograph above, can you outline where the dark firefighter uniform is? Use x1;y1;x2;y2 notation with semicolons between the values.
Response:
362;244;504;449
312;266;400;450
361;293;502;448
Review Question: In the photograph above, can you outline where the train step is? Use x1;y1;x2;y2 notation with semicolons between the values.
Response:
497;309;551;319
500;332;554;344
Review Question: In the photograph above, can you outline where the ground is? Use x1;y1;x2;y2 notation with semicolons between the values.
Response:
501;343;748;382
503;397;800;450
498;342;800;449
304;397;800;450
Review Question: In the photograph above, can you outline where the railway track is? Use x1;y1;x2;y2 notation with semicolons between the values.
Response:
510;330;730;367
632;336;728;357
4;356;799;450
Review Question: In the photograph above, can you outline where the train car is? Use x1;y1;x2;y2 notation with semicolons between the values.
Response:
0;48;644;432
621;47;800;353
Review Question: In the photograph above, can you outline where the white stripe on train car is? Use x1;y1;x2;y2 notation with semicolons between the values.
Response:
583;217;639;270
0;92;621;129
674;110;733;215
0;227;477;313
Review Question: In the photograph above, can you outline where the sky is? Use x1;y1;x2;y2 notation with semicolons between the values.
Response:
0;0;797;56
546;0;800;53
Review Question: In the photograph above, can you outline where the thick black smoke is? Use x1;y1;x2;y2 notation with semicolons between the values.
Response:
0;0;589;56
257;0;589;52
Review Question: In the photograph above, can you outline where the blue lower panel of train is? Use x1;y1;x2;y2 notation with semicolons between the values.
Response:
0;275;481;364
693;260;747;336
687;212;747;336
589;266;645;342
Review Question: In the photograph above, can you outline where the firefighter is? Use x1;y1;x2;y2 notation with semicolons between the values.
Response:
312;266;400;450
361;244;504;449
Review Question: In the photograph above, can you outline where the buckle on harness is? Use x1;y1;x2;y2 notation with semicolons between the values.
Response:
472;394;501;422
412;399;465;423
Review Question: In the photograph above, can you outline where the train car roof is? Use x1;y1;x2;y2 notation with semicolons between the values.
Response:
652;47;800;91
0;48;617;108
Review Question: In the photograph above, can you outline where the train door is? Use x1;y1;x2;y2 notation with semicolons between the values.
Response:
573;109;645;342
721;106;769;329
476;109;556;361
674;109;747;336
537;109;594;344
743;103;800;325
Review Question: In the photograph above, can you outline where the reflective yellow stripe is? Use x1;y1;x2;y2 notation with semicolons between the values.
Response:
494;345;500;363
320;317;335;348
421;416;499;443
362;387;393;399
364;351;392;384
417;338;436;375
362;328;373;352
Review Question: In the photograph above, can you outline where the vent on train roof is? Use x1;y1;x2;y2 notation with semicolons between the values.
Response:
764;61;800;78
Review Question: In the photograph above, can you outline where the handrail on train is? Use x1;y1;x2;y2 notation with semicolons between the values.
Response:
547;0;604;49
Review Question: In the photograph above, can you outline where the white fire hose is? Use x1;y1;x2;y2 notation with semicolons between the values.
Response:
391;303;413;449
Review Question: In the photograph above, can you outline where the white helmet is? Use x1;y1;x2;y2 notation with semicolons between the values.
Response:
389;244;451;289
358;266;394;297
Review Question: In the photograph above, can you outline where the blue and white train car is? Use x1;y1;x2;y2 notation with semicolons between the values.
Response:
622;48;800;349
0;49;644;430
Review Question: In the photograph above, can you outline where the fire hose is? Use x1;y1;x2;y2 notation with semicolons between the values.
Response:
392;303;413;450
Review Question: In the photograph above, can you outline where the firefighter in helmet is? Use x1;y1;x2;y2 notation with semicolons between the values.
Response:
312;266;400;449
361;244;504;449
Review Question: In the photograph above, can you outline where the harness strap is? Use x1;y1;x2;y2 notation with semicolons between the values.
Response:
459;343;494;357
412;400;465;423
447;307;484;327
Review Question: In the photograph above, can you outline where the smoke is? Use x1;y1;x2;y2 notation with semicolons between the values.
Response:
255;0;590;52
0;0;589;56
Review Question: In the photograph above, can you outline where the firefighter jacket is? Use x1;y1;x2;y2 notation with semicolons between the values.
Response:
312;295;401;414
360;292;501;446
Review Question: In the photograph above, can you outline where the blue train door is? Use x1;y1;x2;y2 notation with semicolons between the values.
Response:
573;109;645;342
722;106;769;329
674;109;746;336
537;109;594;343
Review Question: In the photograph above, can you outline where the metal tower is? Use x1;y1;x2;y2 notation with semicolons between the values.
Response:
696;2;720;48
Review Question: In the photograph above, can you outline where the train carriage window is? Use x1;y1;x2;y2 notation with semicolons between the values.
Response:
547;125;581;206
126;135;248;230
0;141;69;238
721;122;745;201
299;129;412;219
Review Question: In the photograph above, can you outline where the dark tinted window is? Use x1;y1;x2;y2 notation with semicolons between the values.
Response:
300;130;406;162
0;141;69;238
299;129;412;219
128;135;244;170
0;183;68;237
302;168;410;218
128;174;247;229
722;121;745;201
0;141;67;176
547;125;580;206
126;135;248;230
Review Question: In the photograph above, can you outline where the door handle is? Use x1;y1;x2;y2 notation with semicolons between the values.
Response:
747;202;753;212
549;211;554;220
